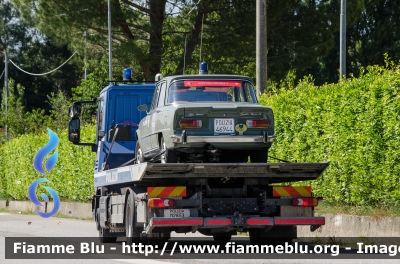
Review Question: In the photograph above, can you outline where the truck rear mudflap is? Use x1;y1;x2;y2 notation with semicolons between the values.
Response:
94;162;330;187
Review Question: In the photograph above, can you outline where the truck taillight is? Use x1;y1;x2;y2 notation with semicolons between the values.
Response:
246;120;269;128
292;197;318;207
180;120;202;128
148;198;174;208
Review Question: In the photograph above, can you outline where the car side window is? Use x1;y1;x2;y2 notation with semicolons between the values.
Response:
150;85;161;110
157;82;166;107
244;82;255;102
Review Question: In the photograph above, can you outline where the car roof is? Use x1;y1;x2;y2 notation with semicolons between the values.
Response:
161;74;253;84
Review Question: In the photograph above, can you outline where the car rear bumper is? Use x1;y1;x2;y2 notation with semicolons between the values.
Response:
170;131;275;144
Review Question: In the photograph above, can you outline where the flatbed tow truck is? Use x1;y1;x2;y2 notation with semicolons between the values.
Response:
67;67;329;245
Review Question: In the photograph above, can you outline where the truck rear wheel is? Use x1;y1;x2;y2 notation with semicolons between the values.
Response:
125;192;142;245
99;228;117;243
213;233;231;245
97;211;117;243
249;226;295;245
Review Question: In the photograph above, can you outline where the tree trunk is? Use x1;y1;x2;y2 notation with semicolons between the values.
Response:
147;0;167;81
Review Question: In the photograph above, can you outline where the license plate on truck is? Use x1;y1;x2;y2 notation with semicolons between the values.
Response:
214;118;234;133
164;209;190;218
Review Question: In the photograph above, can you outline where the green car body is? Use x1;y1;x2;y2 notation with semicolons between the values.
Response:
136;74;275;163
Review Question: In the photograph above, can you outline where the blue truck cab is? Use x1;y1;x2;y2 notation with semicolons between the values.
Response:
68;82;155;173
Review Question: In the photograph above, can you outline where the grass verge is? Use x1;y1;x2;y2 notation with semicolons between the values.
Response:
315;200;400;218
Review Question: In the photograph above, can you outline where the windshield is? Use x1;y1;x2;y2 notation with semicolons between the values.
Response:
167;80;257;104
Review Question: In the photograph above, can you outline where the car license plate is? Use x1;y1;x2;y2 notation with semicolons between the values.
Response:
214;118;234;133
164;209;190;218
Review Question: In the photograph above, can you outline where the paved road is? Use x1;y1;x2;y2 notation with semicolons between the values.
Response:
0;212;398;264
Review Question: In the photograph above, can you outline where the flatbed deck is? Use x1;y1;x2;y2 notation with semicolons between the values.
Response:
94;162;330;187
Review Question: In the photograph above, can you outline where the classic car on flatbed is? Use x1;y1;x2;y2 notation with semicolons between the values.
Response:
135;67;275;164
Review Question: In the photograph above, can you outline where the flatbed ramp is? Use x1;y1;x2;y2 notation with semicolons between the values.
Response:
94;162;330;187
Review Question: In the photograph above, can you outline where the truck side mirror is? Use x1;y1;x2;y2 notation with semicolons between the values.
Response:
68;105;80;117
137;104;148;112
68;118;81;144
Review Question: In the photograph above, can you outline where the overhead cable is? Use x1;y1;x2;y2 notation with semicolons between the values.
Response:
9;52;77;76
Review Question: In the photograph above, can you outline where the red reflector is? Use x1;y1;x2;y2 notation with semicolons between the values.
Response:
274;217;325;225
148;198;174;208
206;219;232;225
246;218;272;225
180;119;202;128
292;198;318;207
152;219;203;226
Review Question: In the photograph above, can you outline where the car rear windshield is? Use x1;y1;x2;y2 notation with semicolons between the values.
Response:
167;80;257;103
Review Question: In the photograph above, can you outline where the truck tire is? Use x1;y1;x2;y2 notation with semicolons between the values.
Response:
213;233;231;245
249;226;295;245
97;212;117;243
249;149;268;163
135;142;145;164
125;192;142;245
160;137;178;163
99;228;117;243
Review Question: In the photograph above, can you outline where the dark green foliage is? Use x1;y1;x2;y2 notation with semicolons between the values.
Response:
0;1;82;118
260;62;400;206
0;79;71;140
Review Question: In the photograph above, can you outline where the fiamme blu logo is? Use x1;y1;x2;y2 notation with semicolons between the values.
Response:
28;128;60;218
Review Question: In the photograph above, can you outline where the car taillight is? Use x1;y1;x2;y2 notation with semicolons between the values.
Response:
179;120;202;128
246;119;269;128
148;198;175;208
292;198;318;207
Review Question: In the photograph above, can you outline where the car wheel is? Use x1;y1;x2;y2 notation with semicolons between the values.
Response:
249;149;268;163
135;141;145;164
160;137;178;163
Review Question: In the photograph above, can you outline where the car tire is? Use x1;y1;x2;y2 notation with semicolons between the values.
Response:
135;141;145;164
160;137;178;163
249;149;268;163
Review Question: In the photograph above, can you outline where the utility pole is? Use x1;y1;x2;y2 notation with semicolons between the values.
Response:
108;0;113;81
84;31;88;80
340;0;346;78
4;51;8;140
256;0;267;95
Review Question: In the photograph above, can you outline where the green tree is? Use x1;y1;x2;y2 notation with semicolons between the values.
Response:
12;0;357;83
1;1;82;113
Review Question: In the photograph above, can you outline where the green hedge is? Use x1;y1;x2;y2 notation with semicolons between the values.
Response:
1;64;400;205
260;64;400;206
0;126;96;201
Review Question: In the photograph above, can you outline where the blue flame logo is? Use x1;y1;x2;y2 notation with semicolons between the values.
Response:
28;128;60;218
